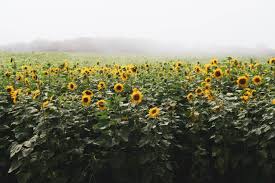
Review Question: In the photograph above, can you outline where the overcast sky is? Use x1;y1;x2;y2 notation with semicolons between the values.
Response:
0;0;274;48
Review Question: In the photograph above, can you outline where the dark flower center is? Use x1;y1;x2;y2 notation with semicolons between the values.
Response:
98;102;104;107
133;94;140;100
85;91;92;95
83;98;89;103
215;71;221;77
239;78;246;84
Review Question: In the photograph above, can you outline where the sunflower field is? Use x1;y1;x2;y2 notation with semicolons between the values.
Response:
0;54;275;183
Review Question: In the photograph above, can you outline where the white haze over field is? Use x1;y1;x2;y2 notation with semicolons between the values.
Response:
0;0;275;55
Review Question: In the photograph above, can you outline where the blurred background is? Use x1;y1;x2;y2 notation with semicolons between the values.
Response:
0;0;274;56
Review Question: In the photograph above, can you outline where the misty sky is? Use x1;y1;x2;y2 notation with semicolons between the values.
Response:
0;0;274;48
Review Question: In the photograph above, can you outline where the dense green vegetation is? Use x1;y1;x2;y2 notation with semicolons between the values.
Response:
0;52;274;183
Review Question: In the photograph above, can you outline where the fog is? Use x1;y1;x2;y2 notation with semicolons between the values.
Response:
0;0;275;55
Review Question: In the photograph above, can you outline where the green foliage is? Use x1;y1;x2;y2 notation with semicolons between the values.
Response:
0;54;274;183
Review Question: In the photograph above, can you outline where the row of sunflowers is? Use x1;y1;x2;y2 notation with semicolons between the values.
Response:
2;57;274;111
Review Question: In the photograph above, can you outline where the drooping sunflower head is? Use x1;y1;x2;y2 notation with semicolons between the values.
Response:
120;72;128;81
82;90;93;97
213;68;223;79
149;107;160;118
32;90;41;100
252;75;262;85
237;76;248;88
131;90;143;104
42;100;49;109
81;95;91;106
114;83;124;93
68;82;77;91
96;100;107;110
97;81;106;91
204;64;211;72
11;94;17;104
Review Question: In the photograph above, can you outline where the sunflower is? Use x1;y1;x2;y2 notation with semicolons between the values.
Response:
213;68;223;79
268;58;275;64
82;90;93;96
210;58;218;65
194;66;201;73
4;71;11;78
195;87;203;95
240;95;249;103
96;100;107;110
272;99;275;105
204;90;214;101
11;94;17;104
204;84;211;90
81;95;91;106
97;81;106;91
42;100;49;109
67;82;77;91
205;77;211;83
244;91;252;97
16;74;23;82
32;74;38;80
44;71;49;75
6;85;14;94
249;64;255;70
114;83;124;93
204;64;211;73
187;93;194;101
131;90;143;104
22;65;29;70
149;107;160;118
252;75;262;85
175;62;183;68
9;89;21;104
237;76;248;88
130;66;137;73
120;72;128;81
24;78;30;86
32;90;41;100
